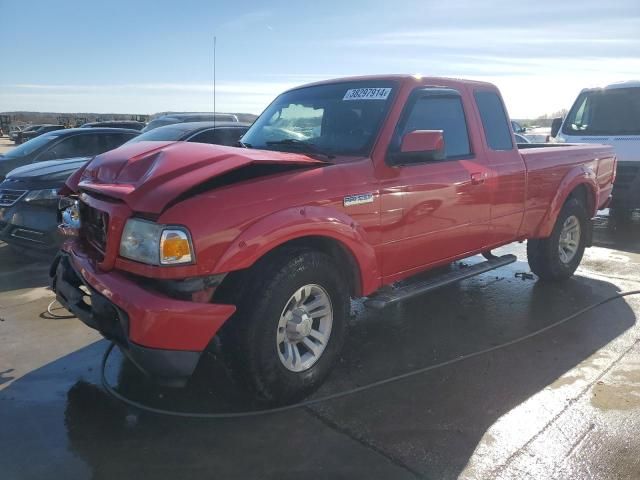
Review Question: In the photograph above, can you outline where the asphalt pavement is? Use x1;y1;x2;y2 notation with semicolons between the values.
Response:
0;139;639;478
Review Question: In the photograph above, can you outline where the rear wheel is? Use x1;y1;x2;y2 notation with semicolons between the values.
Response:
222;249;349;404
527;198;589;281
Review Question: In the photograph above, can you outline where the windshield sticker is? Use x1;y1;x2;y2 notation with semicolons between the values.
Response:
343;88;392;101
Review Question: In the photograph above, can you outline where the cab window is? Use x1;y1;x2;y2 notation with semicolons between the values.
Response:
400;94;471;158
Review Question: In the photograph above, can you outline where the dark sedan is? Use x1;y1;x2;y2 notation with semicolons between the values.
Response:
12;124;43;143
0;127;139;181
0;122;249;254
80;120;145;130
127;120;249;145
18;124;66;143
141;113;240;132
0;158;89;252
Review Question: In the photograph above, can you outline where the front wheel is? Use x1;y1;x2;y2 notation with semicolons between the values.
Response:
222;249;349;404
527;198;589;281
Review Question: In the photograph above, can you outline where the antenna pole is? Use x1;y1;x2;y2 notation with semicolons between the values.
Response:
213;35;217;128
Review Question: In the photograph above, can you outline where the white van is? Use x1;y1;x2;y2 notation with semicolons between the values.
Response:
553;81;640;213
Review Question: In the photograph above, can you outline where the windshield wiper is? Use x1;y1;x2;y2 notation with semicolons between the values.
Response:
265;139;336;161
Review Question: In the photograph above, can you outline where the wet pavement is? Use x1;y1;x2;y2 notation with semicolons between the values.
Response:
1;211;639;479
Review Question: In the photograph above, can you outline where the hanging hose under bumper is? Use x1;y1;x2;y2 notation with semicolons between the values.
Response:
101;289;640;419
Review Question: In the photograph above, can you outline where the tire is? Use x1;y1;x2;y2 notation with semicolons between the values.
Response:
221;249;349;404
527;198;589;281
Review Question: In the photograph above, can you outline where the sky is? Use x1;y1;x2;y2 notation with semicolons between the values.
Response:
1;0;639;118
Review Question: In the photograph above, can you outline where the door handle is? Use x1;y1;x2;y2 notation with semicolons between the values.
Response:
471;172;487;185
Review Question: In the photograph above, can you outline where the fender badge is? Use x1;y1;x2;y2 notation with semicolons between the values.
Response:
344;193;374;207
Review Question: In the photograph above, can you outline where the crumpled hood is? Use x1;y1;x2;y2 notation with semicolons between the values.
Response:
75;141;326;213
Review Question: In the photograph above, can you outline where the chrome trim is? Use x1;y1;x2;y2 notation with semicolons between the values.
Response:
0;189;28;207
10;228;46;244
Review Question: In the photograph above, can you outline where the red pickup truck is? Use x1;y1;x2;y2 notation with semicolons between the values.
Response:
53;75;615;404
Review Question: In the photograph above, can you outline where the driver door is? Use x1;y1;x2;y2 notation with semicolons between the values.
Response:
378;88;491;281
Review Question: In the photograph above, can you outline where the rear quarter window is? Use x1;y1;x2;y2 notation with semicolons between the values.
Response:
474;91;514;150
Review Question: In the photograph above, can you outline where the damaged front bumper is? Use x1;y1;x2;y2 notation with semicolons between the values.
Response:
51;250;236;386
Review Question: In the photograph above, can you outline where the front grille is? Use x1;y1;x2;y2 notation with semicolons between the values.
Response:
615;164;640;187
79;201;109;256
0;189;27;207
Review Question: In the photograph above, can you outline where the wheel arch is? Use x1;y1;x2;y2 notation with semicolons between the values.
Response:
212;206;380;298
535;167;598;238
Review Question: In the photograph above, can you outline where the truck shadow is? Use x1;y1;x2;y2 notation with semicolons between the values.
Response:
0;242;52;294
1;264;636;479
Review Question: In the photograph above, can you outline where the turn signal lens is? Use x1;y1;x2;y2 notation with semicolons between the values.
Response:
160;229;193;265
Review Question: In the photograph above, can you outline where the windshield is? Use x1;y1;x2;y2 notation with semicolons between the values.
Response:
2;133;60;158
563;87;640;136
241;81;396;156
124;126;186;143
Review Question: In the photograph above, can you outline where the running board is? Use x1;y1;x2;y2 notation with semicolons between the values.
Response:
365;254;517;309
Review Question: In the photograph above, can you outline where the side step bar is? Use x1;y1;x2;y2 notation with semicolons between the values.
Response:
365;254;517;309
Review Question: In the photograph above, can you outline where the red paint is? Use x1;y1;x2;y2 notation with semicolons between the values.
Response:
400;130;444;154
63;242;236;351
64;75;616;353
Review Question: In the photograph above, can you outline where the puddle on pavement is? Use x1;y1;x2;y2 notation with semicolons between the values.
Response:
592;365;640;411
549;374;584;389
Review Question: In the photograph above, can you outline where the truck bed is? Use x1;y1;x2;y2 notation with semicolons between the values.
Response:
519;143;616;236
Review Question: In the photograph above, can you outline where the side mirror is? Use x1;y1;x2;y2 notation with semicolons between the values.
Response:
550;117;563;138
388;130;445;166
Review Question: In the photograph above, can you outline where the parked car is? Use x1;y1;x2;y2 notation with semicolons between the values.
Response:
514;133;531;144
0;158;90;252
12;124;44;144
141;112;240;132
125;121;250;146
552;80;640;215
8;126;26;142
511;120;526;133
19;125;66;144
524;127;552;143
0;127;139;181
0;123;249;253
54;75;615;404
81;121;146;131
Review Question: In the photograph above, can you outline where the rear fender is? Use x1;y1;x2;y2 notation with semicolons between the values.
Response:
213;206;380;296
535;165;598;238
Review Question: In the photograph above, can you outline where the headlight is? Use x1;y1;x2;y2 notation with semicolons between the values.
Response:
23;188;60;204
119;218;194;265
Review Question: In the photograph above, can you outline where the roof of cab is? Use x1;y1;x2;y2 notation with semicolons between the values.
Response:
603;80;640;90
580;80;640;92
288;74;499;92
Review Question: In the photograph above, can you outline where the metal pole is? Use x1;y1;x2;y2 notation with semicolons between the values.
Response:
213;35;217;128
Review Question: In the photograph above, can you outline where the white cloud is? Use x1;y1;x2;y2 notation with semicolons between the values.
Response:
0;81;304;114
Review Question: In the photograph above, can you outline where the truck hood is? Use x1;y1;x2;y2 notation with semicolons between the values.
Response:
76;141;327;213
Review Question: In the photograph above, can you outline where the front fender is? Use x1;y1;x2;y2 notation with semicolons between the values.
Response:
213;206;380;296
535;165;598;238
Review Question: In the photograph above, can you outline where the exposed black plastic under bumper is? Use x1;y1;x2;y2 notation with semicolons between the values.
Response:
612;161;640;209
51;253;202;387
